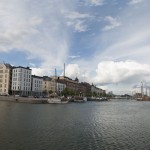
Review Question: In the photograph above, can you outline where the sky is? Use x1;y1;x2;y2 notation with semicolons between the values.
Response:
0;0;150;94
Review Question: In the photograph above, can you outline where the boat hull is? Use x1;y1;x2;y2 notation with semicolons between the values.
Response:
47;98;61;104
47;98;69;104
137;97;150;101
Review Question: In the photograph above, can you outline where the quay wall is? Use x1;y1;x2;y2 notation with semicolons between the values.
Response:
0;96;48;104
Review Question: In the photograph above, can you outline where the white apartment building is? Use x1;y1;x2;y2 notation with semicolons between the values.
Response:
0;63;12;95
31;75;43;97
56;82;66;95
11;66;32;96
91;84;105;97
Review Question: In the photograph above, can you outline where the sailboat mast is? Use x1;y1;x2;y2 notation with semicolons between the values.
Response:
64;63;65;77
141;81;144;98
55;68;57;94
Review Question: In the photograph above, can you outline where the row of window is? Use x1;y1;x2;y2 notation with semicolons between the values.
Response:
12;83;31;86
13;69;31;74
0;70;8;73
0;89;7;92
34;80;42;84
12;86;31;91
0;79;7;83
0;74;7;78
13;73;31;78
0;84;7;88
34;84;42;88
13;78;31;82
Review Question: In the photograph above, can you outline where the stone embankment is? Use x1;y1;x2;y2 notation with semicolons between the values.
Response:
0;96;48;104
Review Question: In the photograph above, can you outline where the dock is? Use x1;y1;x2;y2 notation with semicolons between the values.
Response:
0;96;48;104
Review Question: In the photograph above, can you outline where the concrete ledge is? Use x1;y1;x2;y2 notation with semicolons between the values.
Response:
0;96;48;104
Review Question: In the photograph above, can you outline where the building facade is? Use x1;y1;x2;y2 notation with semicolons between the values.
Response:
57;76;92;96
57;76;78;93
11;66;32;96
0;63;12;95
56;82;66;95
31;75;43;97
42;76;55;96
91;84;106;97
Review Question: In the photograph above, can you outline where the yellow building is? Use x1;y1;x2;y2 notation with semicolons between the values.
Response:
0;63;12;95
42;76;56;96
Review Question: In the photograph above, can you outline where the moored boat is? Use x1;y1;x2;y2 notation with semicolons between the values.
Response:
47;96;69;104
137;97;150;101
47;97;61;103
74;96;87;103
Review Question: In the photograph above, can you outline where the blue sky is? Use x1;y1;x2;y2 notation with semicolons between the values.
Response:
0;0;150;94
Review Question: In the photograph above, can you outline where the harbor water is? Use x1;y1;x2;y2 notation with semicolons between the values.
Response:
0;100;150;150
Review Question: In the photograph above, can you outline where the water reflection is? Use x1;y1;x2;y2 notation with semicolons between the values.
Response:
0;101;150;150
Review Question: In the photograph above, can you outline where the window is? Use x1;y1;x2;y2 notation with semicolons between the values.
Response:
0;79;2;83
13;78;17;81
0;84;2;87
0;75;3;78
0;70;3;73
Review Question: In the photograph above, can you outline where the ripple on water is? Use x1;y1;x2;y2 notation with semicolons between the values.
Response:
0;101;150;150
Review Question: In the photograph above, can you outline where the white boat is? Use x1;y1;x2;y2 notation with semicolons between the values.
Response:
83;97;87;102
74;97;87;103
47;97;62;104
47;97;69;104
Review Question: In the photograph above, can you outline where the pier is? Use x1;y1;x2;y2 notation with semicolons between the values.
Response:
0;96;48;104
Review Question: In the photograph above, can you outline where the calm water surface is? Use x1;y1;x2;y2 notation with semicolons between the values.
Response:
0;100;150;150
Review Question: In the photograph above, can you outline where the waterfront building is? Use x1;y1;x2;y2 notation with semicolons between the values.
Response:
0;63;12;95
42;76;56;96
57;76;79;94
78;82;91;96
11;66;32;96
31;75;43;97
91;84;105;97
56;82;66;95
56;76;92;96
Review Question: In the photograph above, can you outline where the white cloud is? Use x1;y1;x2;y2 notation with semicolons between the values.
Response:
66;11;92;20
74;20;88;32
64;64;80;78
128;0;143;5
65;11;92;32
90;0;104;6
93;60;150;84
102;16;121;31
0;0;72;68
98;0;150;65
31;68;52;77
69;55;80;59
